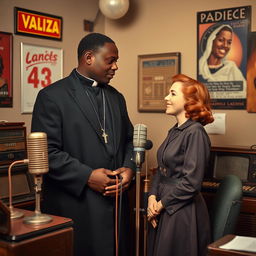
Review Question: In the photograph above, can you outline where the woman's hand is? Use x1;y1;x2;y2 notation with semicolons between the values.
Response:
147;196;164;228
156;200;163;214
150;217;158;228
147;195;158;220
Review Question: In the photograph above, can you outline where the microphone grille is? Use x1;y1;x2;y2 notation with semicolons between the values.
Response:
27;132;49;174
133;124;147;148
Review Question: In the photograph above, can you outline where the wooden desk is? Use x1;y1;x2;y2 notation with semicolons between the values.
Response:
208;235;256;256
0;209;73;256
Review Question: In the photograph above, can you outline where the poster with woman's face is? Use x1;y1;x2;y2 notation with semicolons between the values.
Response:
0;32;12;107
197;6;251;109
247;32;256;113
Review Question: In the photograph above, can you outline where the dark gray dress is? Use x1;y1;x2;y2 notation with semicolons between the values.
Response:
148;119;211;256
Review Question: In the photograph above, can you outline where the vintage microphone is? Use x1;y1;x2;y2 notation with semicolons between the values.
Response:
133;124;147;256
23;132;52;225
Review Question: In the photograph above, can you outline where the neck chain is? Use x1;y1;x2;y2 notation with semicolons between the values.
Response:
85;89;108;144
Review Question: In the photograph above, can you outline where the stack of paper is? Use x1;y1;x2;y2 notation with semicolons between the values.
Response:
219;236;256;253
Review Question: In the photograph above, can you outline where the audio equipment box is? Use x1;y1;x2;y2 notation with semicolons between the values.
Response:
0;122;34;205
202;145;256;197
0;122;27;166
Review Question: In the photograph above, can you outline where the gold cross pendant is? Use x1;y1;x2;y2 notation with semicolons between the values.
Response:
102;130;108;144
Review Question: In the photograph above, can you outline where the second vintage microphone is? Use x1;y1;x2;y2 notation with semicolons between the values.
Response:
133;124;147;167
133;123;147;256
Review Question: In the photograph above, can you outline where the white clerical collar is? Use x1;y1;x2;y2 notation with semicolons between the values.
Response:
76;68;98;87
91;80;98;87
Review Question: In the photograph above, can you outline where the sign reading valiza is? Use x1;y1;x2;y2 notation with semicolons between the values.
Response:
14;7;63;41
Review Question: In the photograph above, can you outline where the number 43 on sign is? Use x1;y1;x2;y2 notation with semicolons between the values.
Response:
21;43;63;113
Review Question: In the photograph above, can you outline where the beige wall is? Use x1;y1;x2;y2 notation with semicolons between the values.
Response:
1;0;256;169
0;0;104;129
104;0;256;168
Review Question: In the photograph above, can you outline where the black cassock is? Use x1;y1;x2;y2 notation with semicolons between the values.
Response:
148;119;211;256
31;69;135;256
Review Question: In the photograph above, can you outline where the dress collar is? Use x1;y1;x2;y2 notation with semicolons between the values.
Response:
174;119;195;131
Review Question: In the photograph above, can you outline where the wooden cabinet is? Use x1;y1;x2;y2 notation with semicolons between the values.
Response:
0;209;73;256
202;145;256;238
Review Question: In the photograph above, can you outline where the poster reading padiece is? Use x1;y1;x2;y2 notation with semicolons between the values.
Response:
197;6;251;109
247;32;256;113
21;43;63;113
0;32;12;107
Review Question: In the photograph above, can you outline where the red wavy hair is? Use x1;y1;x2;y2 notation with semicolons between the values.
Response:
172;74;214;126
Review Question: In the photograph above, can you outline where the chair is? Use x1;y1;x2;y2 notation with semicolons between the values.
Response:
209;174;243;242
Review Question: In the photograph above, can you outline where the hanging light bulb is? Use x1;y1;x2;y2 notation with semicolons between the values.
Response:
99;0;129;20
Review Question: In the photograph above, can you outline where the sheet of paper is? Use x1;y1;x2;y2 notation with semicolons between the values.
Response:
204;113;226;134
219;236;256;253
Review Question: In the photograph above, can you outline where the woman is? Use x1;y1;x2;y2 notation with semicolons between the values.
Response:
199;24;246;84
147;74;214;256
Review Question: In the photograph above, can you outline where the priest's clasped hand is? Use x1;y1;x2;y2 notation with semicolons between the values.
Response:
104;167;133;196
87;168;117;194
87;167;133;196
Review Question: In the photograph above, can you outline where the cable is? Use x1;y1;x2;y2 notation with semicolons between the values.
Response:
118;176;123;246
115;174;123;256
115;175;119;256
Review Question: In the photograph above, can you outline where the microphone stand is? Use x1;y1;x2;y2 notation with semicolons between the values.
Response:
23;174;52;225
135;152;142;256
8;159;29;219
133;124;148;256
135;149;145;256
143;151;149;256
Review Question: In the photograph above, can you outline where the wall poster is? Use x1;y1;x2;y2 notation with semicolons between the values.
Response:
0;32;13;107
197;6;251;109
21;43;63;113
138;52;181;112
247;32;256;113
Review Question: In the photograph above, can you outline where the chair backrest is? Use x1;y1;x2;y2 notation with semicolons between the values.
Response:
210;174;242;242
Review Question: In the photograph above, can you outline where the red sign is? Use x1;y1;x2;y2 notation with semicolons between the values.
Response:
14;7;62;41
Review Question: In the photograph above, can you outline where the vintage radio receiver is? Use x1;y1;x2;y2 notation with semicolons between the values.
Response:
0;163;34;205
0;122;34;205
202;145;256;197
0;122;27;166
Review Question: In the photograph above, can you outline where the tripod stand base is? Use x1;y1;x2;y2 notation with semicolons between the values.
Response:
23;213;52;225
10;209;24;219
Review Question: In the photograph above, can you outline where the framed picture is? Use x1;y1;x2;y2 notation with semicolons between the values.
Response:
21;43;63;113
138;52;181;112
197;6;251;109
0;32;13;107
